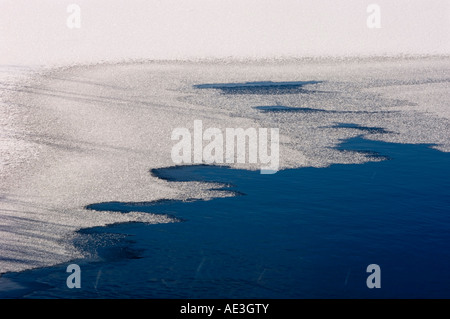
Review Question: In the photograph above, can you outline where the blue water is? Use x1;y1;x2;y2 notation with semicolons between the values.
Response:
194;81;322;94
3;135;450;298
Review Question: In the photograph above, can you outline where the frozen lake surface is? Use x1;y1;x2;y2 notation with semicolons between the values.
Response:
0;57;449;297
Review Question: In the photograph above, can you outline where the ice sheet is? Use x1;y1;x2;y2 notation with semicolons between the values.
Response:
0;57;449;274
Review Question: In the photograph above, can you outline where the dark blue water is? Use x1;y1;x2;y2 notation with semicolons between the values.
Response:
3;136;450;298
194;81;322;94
